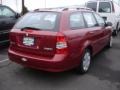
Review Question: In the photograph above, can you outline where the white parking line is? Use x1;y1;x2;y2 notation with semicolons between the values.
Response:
0;59;9;63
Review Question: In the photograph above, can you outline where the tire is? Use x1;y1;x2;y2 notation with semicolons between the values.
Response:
107;36;113;48
76;49;91;74
113;30;117;36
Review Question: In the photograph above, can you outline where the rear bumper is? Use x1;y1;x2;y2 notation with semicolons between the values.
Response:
8;48;77;72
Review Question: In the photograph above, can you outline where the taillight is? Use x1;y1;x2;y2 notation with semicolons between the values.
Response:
56;33;68;54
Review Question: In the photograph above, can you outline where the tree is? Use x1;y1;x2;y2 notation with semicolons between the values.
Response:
21;0;28;15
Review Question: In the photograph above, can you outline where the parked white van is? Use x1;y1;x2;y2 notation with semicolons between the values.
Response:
86;0;120;35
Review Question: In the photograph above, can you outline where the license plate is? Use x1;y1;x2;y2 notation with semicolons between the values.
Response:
23;37;34;46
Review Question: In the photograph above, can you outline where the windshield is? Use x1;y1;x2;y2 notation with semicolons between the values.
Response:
87;2;97;11
99;2;111;13
14;12;59;31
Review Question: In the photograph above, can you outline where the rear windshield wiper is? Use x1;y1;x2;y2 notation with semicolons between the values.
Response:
21;27;41;31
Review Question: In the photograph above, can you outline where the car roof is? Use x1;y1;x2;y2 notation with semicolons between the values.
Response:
0;4;13;9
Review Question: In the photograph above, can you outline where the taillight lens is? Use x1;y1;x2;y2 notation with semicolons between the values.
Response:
56;33;68;54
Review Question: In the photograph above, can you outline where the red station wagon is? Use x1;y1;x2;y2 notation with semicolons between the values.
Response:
8;7;112;74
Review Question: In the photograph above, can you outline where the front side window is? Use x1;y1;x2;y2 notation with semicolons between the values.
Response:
94;13;105;27
70;12;85;29
83;12;97;27
87;2;97;11
99;2;111;13
14;12;59;31
0;6;15;17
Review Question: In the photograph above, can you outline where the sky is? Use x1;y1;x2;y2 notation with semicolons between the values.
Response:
2;0;88;12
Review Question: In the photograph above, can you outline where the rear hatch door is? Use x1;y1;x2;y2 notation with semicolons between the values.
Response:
14;29;57;57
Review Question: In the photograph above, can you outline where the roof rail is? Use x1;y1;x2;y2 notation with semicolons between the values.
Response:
62;7;93;11
34;6;93;12
88;0;112;1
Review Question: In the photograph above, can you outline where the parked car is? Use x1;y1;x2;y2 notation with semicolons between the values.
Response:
8;7;112;74
86;0;120;35
0;5;20;45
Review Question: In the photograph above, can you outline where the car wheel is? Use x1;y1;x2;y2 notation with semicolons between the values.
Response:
77;49;91;74
113;30;117;36
107;36;113;48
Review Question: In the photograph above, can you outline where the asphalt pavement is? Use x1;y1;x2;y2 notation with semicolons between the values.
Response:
0;33;120;90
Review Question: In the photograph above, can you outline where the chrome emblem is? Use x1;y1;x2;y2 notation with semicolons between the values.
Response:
44;47;53;51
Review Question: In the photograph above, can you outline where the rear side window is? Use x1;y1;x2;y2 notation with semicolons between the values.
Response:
87;2;97;11
99;2;111;13
14;12;59;31
70;12;85;29
94;13;105;27
83;12;97;27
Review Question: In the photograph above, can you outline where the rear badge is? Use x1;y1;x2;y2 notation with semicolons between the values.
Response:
21;58;27;62
44;47;53;51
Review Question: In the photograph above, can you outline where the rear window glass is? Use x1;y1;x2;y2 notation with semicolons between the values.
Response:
87;2;97;11
14;12;59;31
99;2;111;13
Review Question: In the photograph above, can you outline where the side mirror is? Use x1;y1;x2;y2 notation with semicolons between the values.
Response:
15;13;20;18
102;17;107;21
105;22;112;27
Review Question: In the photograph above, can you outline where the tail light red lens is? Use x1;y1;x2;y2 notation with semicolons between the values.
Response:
56;33;68;54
